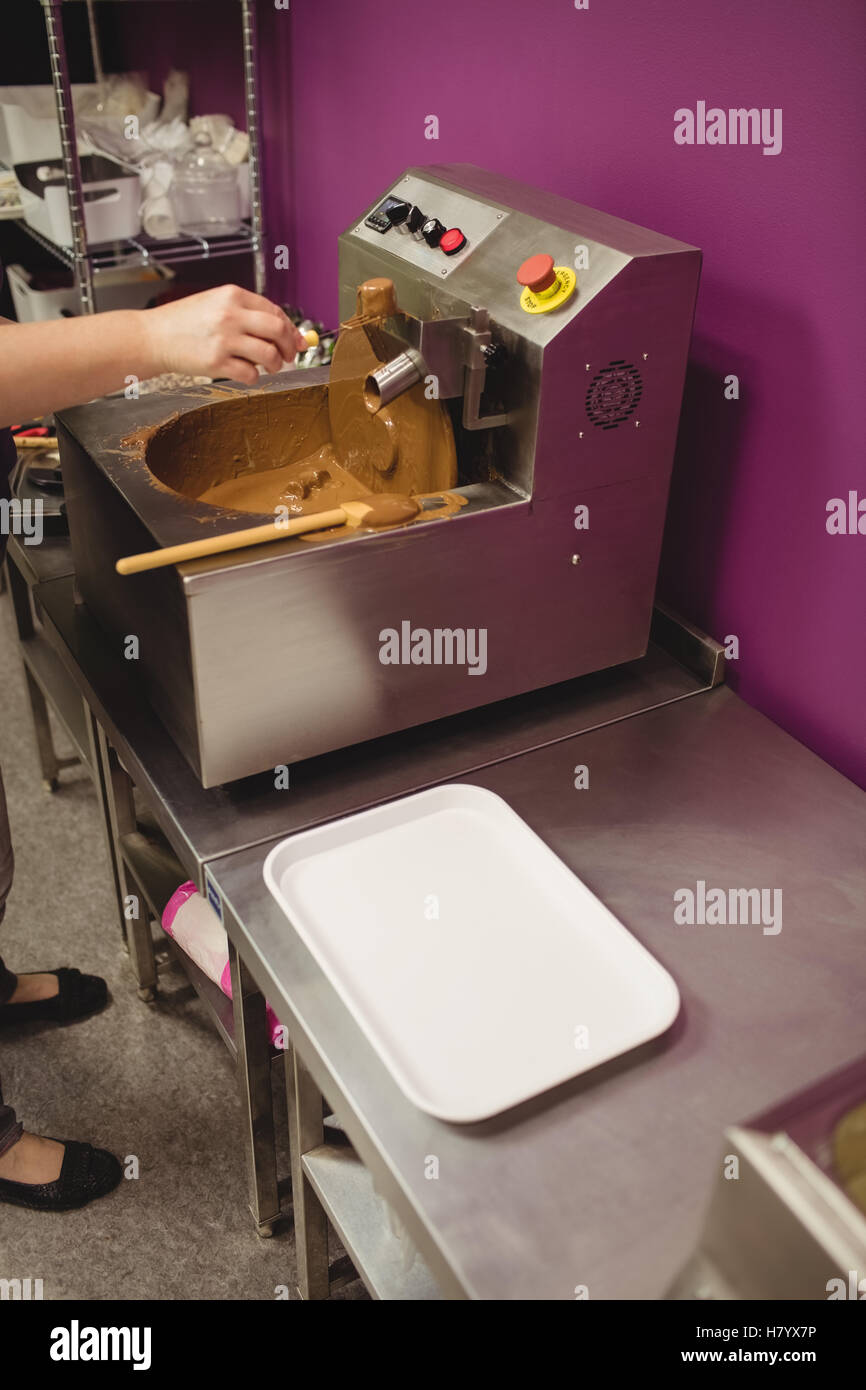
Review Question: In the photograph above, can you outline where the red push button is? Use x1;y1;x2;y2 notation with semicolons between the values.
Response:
440;227;467;256
517;253;557;294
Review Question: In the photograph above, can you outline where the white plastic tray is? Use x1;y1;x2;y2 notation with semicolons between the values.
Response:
263;785;680;1123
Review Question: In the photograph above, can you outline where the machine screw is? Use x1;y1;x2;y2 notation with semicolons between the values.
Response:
578;431;584;439
643;353;648;360
635;420;640;428
571;554;581;566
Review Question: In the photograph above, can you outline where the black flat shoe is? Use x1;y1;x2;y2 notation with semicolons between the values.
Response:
0;1140;122;1212
0;967;108;1027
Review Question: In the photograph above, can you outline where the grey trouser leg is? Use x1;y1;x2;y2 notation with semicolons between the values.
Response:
0;766;23;1157
0;1078;22;1158
0;767;17;1002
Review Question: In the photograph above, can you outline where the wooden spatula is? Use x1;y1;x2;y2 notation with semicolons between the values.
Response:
116;493;420;575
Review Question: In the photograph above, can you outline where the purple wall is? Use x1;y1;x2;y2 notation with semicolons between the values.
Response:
119;0;866;788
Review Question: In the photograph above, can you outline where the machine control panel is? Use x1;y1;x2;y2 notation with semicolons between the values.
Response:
353;174;507;280
367;193;468;257
344;170;635;343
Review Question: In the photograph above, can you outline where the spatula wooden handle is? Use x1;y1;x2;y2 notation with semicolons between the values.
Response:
116;507;347;575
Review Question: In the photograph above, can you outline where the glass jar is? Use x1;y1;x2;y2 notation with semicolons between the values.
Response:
171;132;242;237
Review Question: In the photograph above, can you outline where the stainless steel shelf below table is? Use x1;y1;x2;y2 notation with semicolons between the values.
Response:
302;1145;442;1301
116;825;237;1056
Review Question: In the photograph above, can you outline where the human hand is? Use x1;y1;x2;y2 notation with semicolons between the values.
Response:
143;284;308;384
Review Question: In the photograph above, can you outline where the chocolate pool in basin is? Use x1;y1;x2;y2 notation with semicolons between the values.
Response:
141;383;377;521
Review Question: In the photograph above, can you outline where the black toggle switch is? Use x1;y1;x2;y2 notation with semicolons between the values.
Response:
407;204;425;238
386;200;411;231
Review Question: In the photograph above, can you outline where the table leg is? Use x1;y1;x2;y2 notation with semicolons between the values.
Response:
228;940;281;1237
96;724;157;998
84;709;125;933
6;556;79;791
285;1045;329;1299
22;667;63;792
5;553;35;641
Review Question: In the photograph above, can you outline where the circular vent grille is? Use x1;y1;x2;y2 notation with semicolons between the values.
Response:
585;360;643;429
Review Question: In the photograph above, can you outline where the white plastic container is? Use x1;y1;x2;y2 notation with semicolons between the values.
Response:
6;260;174;322
14;154;142;247
0;85;103;164
263;784;681;1123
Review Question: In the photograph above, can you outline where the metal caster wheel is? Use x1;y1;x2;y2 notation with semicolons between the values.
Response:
256;1222;276;1240
42;778;59;794
137;986;156;1003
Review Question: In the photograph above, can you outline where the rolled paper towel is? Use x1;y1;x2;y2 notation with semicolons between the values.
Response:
162;882;285;1047
141;194;178;240
139;157;179;239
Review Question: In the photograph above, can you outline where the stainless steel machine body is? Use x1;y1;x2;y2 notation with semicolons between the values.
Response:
60;164;700;786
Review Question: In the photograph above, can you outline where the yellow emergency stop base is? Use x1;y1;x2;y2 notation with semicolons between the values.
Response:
519;267;577;314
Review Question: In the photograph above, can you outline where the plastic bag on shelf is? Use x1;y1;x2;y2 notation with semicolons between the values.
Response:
74;74;160;160
75;72;155;120
189;115;249;166
78;72;186;165
162;882;286;1048
151;70;189;128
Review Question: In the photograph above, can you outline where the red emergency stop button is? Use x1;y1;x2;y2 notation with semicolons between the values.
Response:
517;253;557;294
440;227;467;256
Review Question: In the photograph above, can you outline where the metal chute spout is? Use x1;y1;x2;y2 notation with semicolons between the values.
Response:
363;348;426;413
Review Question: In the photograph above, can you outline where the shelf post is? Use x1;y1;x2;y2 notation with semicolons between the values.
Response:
240;0;266;295
41;0;96;314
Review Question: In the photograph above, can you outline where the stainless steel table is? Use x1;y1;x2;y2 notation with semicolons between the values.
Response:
206;686;866;1299
5;537;733;1262
10;539;864;1296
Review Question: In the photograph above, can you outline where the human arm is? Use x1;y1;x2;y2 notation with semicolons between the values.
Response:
0;283;307;428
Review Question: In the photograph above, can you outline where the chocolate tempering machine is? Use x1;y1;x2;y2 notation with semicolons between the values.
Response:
58;165;701;787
